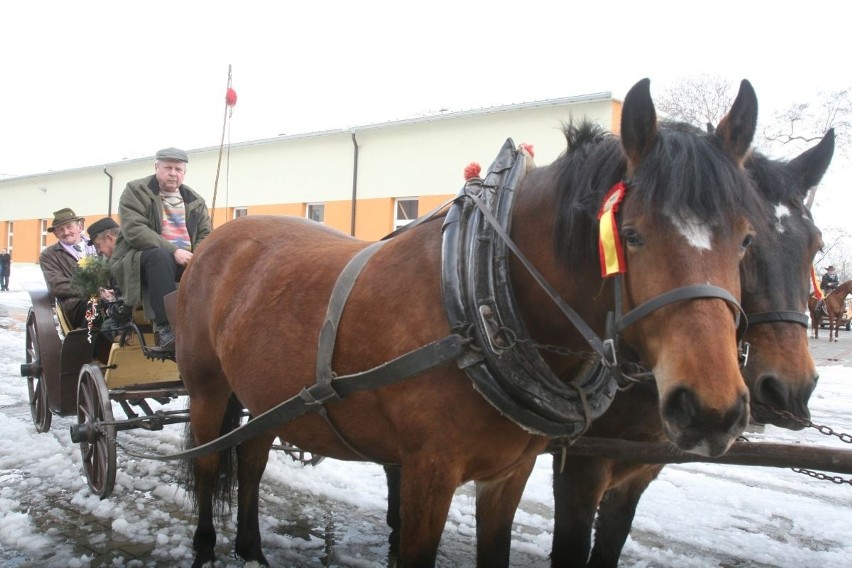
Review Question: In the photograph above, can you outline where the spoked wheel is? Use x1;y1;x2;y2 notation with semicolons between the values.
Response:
24;309;52;432
76;364;116;498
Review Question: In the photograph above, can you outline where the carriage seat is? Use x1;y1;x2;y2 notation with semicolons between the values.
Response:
54;299;74;335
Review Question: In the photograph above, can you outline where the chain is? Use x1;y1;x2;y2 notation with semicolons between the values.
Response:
514;336;599;360
749;404;852;485
791;468;852;486
755;404;852;443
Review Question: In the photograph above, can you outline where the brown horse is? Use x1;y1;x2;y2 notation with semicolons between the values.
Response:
175;78;764;567
808;279;852;341
549;130;835;568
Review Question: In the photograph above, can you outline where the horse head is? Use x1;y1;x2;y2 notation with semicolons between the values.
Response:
741;130;834;428
612;79;765;456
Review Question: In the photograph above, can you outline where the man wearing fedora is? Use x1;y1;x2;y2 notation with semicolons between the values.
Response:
110;147;211;352
39;208;98;328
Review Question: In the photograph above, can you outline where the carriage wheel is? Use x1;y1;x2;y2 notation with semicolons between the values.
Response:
76;364;116;498
25;309;52;432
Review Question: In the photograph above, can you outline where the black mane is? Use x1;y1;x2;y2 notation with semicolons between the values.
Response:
553;119;768;267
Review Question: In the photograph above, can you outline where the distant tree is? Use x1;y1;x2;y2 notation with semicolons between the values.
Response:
815;228;852;282
762;89;851;159
655;74;735;128
656;76;850;159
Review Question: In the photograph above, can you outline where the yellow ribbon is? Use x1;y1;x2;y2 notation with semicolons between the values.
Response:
598;182;627;277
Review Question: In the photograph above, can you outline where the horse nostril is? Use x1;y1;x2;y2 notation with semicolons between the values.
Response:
754;374;788;409
662;387;699;430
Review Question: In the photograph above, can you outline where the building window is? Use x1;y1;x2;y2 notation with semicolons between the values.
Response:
306;203;325;223
6;221;12;252
234;207;248;219
40;219;48;251
394;198;419;229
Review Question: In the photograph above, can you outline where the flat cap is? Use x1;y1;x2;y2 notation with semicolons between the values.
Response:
86;217;119;245
155;147;189;163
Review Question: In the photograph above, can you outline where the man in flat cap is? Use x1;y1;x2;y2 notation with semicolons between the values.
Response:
87;217;121;259
39;208;98;327
110;147;212;351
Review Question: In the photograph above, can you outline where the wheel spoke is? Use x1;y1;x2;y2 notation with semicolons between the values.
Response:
76;365;116;498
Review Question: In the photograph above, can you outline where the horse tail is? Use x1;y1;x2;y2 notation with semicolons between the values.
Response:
181;393;244;521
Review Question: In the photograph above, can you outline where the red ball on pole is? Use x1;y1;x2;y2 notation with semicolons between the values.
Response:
226;88;238;107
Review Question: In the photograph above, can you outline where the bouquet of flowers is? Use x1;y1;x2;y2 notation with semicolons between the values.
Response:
70;255;112;342
71;255;112;298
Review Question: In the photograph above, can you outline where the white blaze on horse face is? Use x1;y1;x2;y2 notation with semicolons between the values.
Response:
774;204;791;233
670;214;713;250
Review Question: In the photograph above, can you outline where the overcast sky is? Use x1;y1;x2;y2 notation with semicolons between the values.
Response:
2;1;849;227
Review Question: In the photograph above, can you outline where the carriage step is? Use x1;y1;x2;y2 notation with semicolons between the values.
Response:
142;348;176;363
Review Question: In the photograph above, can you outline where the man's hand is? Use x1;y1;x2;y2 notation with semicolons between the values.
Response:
99;288;116;302
174;248;193;266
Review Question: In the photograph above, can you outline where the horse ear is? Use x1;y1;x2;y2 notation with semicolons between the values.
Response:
789;129;835;198
620;78;658;167
714;79;758;166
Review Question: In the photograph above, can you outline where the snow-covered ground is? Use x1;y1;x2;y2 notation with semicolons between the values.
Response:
0;264;850;567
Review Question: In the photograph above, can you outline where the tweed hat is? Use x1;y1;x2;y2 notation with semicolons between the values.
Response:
47;208;84;233
86;217;119;245
155;147;189;163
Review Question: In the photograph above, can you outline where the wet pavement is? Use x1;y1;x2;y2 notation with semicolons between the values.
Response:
1;308;850;567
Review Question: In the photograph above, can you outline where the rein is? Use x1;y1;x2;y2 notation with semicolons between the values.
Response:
130;139;753;461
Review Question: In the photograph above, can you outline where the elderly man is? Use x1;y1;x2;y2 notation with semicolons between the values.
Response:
87;217;121;259
110;147;212;351
39;208;98;328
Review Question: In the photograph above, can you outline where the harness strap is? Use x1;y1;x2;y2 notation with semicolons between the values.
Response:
316;241;387;386
616;283;747;338
466;192;608;357
747;311;809;327
128;333;467;462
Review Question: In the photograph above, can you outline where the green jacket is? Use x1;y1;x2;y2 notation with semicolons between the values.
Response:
110;175;211;310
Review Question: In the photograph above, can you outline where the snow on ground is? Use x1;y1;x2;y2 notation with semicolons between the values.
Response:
0;264;850;567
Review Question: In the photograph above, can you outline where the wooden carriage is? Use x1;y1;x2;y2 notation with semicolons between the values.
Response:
19;288;321;499
20;288;187;498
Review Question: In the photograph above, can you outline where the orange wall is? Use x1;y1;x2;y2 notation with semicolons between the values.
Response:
6;194;458;263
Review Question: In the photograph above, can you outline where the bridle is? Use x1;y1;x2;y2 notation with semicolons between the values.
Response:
442;139;750;438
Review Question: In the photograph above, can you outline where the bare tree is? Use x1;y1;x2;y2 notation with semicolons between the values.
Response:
655;74;735;127
814;227;852;282
762;89;851;158
657;76;850;157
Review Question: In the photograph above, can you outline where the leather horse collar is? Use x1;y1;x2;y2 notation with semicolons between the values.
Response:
441;139;749;438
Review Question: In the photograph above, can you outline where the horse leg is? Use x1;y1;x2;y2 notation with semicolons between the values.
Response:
475;458;537;568
550;454;612;568
384;464;402;554
587;465;663;568
234;432;276;566
183;383;242;568
186;394;238;567
397;459;461;567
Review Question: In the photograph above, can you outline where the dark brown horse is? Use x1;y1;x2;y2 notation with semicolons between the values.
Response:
808;279;852;341
549;130;835;568
175;78;764;567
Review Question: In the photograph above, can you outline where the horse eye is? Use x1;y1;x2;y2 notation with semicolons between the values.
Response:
622;228;643;247
741;233;755;251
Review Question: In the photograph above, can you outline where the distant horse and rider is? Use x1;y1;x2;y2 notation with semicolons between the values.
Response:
809;265;852;341
170;77;813;567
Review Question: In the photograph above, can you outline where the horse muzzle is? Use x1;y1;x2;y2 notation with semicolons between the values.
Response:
661;387;750;457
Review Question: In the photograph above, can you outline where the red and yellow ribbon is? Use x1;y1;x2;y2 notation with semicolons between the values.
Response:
811;266;823;300
598;182;628;277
